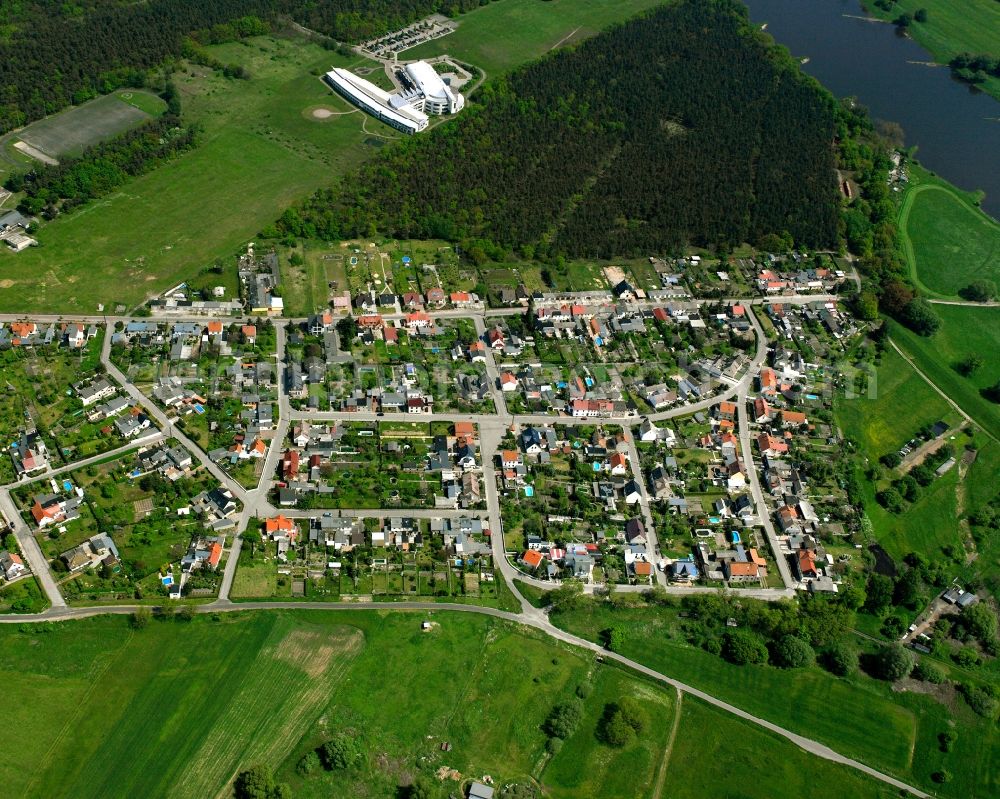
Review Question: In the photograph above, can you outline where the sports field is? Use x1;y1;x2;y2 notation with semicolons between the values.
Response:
12;91;165;162
900;168;1000;299
401;0;665;74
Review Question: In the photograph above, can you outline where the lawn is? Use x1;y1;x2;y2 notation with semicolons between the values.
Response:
0;609;700;799
899;168;1000;299
835;345;956;457
400;0;666;75
0;36;382;314
889;307;1000;436
551;601;999;799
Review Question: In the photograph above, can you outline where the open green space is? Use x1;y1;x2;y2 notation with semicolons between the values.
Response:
1;609;695;799
899;168;1000;299
0;35;383;313
867;0;1000;102
889;306;1000;436
835;345;956;456
1;91;166;167
551;600;999;799
401;0;667;75
666;698;896;799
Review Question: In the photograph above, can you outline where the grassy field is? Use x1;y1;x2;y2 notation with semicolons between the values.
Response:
666;698;897;799
889;307;1000;436
401;0;665;74
899;167;1000;299
0;609;694;799
835;345;957;456
0;36;383;313
866;0;1000;102
552;602;1000;799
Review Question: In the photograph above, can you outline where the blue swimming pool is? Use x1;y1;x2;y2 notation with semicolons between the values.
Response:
805;393;819;400
62;480;73;492
193;404;205;414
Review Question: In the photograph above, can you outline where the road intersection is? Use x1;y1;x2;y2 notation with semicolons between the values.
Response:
0;290;924;797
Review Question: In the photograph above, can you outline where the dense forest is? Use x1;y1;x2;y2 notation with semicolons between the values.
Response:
276;0;842;258
0;0;495;133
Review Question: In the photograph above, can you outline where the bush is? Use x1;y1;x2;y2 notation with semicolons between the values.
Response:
296;750;321;776
931;770;952;784
575;682;593;700
938;731;956;752
320;732;363;770
874;643;914;681
957;683;998;717
879;452;901;468
600;710;636;748
912;659;946;684
233;764;288;799
770;635;815;669
544;699;583;740
721;629;769;665
546;736;563;755
616;696;649;734
130;606;151;630
876;487;904;513
823;640;858;676
899;297;940;336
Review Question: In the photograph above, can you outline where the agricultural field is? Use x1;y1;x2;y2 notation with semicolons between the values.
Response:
0;609;718;799
899;168;1000;299
0;35;381;314
552;600;1000;799
0;91;167;171
401;0;666;75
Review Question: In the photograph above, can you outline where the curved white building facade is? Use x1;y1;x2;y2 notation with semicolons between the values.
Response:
323;61;464;135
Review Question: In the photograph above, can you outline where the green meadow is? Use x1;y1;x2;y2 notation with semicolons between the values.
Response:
899;167;1000;299
0;36;382;313
889;308;1000;437
401;0;666;75
0;609;902;799
552;601;1000;799
867;0;1000;102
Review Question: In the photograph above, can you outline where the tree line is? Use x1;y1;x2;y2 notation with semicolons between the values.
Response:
275;0;842;260
5;109;196;219
0;0;494;134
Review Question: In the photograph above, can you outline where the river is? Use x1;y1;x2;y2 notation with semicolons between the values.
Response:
741;0;1000;219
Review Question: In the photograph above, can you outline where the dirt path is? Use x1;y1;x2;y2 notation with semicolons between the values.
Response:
651;688;683;799
550;26;582;51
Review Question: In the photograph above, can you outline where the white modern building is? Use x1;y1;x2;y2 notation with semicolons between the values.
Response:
400;61;465;115
323;60;464;135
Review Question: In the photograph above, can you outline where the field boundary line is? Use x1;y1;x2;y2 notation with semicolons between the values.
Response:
651;687;682;799
888;337;999;445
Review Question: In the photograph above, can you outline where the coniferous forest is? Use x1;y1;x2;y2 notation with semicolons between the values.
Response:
278;0;842;257
0;0;494;133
